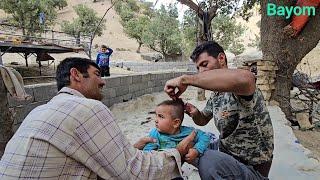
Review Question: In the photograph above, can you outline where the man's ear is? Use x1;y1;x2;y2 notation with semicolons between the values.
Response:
218;53;226;67
70;68;82;82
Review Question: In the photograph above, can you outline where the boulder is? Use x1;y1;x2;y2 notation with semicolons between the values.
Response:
140;53;164;62
233;48;262;67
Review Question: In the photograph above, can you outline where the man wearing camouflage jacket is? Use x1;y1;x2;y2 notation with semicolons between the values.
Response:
164;41;274;179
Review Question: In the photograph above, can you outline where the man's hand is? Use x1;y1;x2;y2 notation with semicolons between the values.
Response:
164;76;188;100
176;131;196;157
185;103;200;118
133;137;156;150
185;148;199;163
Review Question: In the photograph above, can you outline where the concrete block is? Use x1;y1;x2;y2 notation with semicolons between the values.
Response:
145;88;153;94
161;80;167;86
149;74;157;80
109;97;121;106
131;93;137;99
154;86;164;92
147;81;156;88
156;74;165;80
138;83;148;91
120;76;132;85
122;94;133;102
115;86;129;96
164;73;172;79
105;77;121;87
132;75;143;83
168;72;175;79
134;90;145;98
174;72;183;77
33;84;57;102
103;88;116;98
129;84;140;93
141;74;150;82
155;80;162;87
101;99;111;107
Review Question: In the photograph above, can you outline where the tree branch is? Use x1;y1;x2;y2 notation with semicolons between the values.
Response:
208;5;218;21
288;12;320;62
177;0;204;18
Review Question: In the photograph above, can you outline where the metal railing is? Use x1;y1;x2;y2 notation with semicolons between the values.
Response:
0;23;92;50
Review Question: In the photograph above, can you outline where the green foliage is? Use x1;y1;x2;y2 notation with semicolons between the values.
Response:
119;5;135;23
61;4;106;40
124;16;150;44
248;34;261;50
240;0;260;20
182;10;246;55
115;0;150;52
139;1;154;17
126;0;140;12
248;19;261;50
211;15;246;55
142;5;182;58
181;9;198;56
0;0;67;36
116;1;182;58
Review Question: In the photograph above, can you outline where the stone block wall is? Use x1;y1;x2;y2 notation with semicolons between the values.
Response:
4;71;192;133
113;61;197;72
239;60;278;103
256;61;278;102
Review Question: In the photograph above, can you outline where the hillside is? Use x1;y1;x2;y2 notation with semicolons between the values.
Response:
0;0;150;64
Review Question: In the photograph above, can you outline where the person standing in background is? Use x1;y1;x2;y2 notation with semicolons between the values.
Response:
96;45;113;77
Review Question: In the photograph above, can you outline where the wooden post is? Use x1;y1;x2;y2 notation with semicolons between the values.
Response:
24;53;28;67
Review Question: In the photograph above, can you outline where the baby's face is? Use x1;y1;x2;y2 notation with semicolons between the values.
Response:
155;105;176;134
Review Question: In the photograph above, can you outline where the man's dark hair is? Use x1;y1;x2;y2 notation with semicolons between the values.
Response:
190;41;225;63
157;99;184;121
101;45;107;49
56;57;99;91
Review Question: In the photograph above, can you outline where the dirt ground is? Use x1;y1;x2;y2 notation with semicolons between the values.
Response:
293;128;320;161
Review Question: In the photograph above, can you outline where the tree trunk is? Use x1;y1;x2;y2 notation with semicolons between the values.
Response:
261;0;320;121
177;0;217;101
76;32;81;45
136;42;142;53
0;76;14;158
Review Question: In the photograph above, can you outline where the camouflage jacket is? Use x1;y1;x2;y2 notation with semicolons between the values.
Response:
203;88;274;165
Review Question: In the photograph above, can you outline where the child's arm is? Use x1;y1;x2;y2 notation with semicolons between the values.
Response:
193;129;210;155
107;47;113;55
184;128;210;163
96;54;100;65
143;128;159;152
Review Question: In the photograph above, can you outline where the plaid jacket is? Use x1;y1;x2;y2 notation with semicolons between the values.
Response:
0;87;181;179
